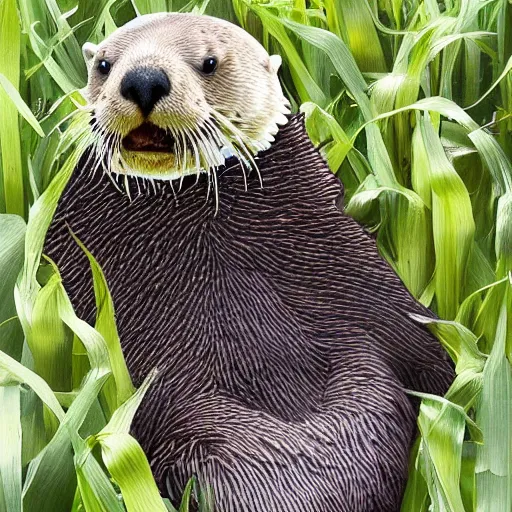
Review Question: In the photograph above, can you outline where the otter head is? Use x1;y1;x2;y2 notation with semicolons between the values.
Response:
83;13;290;180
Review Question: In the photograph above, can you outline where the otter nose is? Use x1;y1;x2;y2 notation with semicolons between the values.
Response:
120;67;171;117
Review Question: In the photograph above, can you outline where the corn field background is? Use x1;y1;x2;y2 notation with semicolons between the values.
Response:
0;0;511;510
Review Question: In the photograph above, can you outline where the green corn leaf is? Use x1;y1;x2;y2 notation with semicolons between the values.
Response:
411;314;485;412
27;271;73;393
0;0;23;217
0;74;44;137
0;215;25;360
410;314;484;372
476;287;512;500
178;478;195;512
22;280;113;512
70;231;135;418
495;193;512;270
411;112;432;209
90;370;166;512
100;369;156;436
300;101;371;184
273;13;409;191
475;296;512;512
270;12;369;113
97;433;167;512
345;178;432;299
463;39;482;107
74;457;125;512
2;345;77;512
414;396;468;511
353;96;512;194
18;0;87;91
0;349;64;421
17;24;75;94
132;0;168;16
13;119;113;511
456;275;510;328
323;0;387;72
419;113;475;320
248;6;327;106
465;55;512;111
400;438;429;512
0;385;22;512
16;116;92;330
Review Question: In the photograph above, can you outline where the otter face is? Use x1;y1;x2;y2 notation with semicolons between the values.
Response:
83;13;290;180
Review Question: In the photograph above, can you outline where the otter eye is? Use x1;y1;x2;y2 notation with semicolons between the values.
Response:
202;57;217;75
98;60;111;75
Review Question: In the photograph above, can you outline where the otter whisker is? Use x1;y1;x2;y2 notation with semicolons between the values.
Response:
101;132;118;176
204;117;225;147
232;134;262;188
96;132;113;176
87;90;269;207
179;130;189;175
150;176;157;195
117;152;133;182
182;121;209;173
195;126;222;170
84;141;100;179
174;128;184;173
183;126;202;174
169;178;179;200
176;127;190;175
212;163;220;214
92;141;106;177
205;168;213;204
164;125;183;172
89;116;264;209
105;166;124;194
77;119;103;175
180;116;225;177
134;173;142;196
88;120;112;173
199;123;226;170
204;117;251;191
112;137;126;178
204;117;238;161
111;135;123;177
206;117;248;192
209;110;262;188
123;174;132;201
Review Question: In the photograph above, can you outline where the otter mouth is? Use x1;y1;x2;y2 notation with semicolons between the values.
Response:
122;123;175;153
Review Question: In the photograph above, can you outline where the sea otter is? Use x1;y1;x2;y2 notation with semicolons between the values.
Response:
45;13;453;512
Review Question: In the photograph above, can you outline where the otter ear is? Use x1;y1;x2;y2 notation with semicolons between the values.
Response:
82;42;98;69
268;55;282;74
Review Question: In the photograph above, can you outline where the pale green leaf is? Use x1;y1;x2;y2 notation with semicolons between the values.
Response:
0;385;22;512
0;74;44;137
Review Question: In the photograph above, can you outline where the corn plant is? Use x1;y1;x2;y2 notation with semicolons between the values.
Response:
0;0;511;510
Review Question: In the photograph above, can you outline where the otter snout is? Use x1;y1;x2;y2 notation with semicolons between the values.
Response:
121;67;171;116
